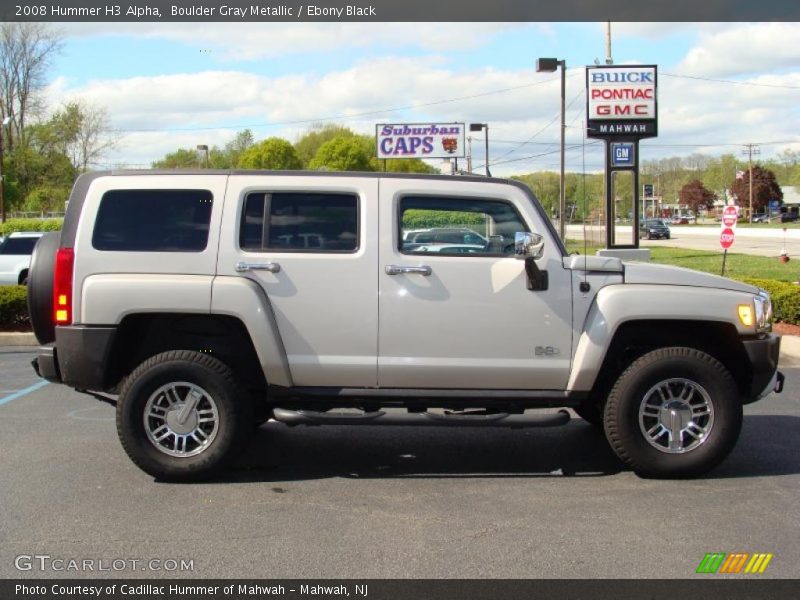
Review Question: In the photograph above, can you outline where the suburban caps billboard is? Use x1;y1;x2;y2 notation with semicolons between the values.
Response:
586;65;657;138
376;123;465;159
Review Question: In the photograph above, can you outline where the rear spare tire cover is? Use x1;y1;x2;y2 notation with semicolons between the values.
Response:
27;231;61;345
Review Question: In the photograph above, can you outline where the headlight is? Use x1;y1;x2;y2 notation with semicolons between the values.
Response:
754;292;772;333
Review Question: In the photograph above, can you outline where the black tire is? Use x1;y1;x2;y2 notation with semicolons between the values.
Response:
27;231;61;344
116;350;253;482
18;270;29;285
603;347;742;478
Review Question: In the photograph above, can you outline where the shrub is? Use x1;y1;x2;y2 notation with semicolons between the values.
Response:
402;209;484;229
741;278;800;325
0;286;30;329
0;218;63;236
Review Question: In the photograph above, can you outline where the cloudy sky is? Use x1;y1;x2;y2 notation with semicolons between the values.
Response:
46;21;800;175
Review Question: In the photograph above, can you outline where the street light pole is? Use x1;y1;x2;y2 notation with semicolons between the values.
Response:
536;57;567;240
197;144;209;168
469;123;489;176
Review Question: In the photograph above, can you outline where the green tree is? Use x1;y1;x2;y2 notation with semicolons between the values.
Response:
219;129;254;167
702;154;741;197
383;157;437;174
730;165;783;213
238;137;302;170
309;136;374;171
679;179;716;213
294;124;355;167
152;148;203;169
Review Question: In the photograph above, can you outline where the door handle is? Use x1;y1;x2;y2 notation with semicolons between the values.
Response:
235;261;281;273
385;265;432;276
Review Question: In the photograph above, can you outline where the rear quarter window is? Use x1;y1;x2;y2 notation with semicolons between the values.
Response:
92;189;213;252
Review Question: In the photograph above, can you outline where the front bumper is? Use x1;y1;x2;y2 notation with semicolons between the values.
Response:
743;333;783;402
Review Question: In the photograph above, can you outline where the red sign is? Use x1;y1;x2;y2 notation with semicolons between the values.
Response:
720;227;735;249
722;206;738;228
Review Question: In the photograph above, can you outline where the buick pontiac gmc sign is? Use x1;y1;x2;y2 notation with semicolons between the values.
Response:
376;123;465;159
586;65;658;139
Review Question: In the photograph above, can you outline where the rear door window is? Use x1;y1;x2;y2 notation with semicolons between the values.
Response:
240;192;358;253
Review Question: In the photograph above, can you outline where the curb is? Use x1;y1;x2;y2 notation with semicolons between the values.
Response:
0;332;37;347
779;335;800;366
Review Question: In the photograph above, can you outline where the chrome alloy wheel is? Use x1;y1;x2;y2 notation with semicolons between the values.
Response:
638;378;715;454
143;382;219;457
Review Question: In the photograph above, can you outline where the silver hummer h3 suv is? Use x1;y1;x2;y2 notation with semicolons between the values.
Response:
28;170;783;480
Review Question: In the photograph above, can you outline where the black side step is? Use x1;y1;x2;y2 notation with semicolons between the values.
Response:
272;408;571;428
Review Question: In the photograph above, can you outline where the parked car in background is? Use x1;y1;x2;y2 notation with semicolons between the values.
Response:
639;219;671;240
752;213;769;223
0;232;44;285
780;212;799;223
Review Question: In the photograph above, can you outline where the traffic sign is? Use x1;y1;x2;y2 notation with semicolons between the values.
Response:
720;227;735;249
722;205;738;228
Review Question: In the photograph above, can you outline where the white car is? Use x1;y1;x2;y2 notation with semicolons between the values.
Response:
0;232;44;285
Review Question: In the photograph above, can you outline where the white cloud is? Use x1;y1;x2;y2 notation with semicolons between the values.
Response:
676;23;800;77
45;37;800;174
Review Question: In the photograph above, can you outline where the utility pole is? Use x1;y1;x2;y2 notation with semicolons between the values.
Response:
605;21;613;65
742;143;760;222
467;136;473;174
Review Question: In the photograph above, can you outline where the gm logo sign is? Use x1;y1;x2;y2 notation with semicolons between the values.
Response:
611;143;635;167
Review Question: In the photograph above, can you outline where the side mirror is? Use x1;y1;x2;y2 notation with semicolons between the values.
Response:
515;232;545;260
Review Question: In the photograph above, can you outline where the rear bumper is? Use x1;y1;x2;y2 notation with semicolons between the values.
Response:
743;333;783;402
31;326;117;391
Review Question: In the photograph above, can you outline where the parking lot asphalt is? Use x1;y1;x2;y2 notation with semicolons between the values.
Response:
1;347;798;580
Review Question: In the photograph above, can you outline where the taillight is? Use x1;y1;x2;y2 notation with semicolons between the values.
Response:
53;248;74;325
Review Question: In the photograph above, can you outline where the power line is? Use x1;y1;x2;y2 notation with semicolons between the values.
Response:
485;88;585;168
662;72;800;90
486;141;603;169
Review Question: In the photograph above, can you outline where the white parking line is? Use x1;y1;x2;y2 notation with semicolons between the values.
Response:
0;380;49;406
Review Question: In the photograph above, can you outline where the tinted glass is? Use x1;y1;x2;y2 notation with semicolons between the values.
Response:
240;192;358;253
92;190;213;252
1;237;39;255
400;196;528;256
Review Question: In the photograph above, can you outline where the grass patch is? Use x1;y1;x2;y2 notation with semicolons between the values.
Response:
564;240;798;282
649;247;798;282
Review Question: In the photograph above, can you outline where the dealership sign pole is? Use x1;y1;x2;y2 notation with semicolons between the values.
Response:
586;65;658;249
